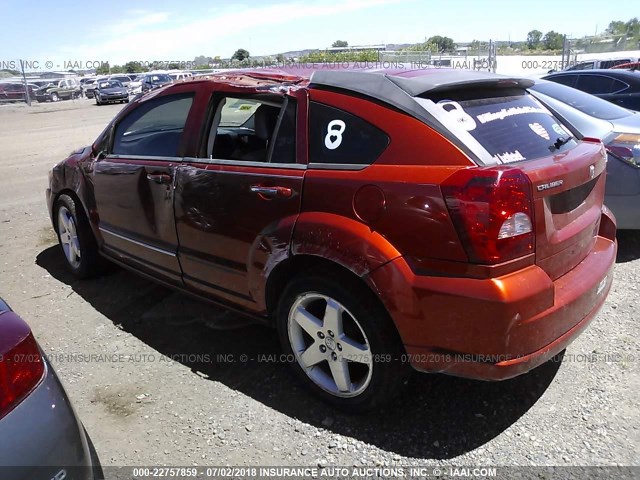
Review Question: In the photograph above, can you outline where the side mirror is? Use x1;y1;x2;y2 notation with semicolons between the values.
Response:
92;145;106;160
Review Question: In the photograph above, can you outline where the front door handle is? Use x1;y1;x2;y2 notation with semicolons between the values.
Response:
250;185;292;199
147;173;172;185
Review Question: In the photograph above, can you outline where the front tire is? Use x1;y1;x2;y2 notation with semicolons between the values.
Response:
277;273;409;411
50;92;59;102
95;95;101;105
54;194;101;278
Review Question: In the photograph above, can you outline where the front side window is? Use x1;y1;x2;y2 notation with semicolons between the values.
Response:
568;62;594;71
112;93;194;157
308;102;389;165
600;59;630;69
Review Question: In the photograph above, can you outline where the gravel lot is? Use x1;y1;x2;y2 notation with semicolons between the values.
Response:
0;99;638;474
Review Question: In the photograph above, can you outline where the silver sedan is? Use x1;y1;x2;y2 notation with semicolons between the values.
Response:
0;298;102;479
530;80;640;230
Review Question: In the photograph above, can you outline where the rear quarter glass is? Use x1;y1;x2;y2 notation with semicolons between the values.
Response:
419;90;578;164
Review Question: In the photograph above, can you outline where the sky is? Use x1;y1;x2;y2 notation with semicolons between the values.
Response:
0;0;637;69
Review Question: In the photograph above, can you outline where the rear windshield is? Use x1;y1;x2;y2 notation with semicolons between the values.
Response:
530;81;633;120
423;91;577;163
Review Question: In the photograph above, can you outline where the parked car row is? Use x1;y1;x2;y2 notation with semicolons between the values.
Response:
2;71;197;104
0;79;85;103
0;83;38;102
34;79;81;102
564;56;640;71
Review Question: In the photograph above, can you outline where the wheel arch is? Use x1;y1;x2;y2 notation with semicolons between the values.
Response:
51;187;100;244
264;253;395;331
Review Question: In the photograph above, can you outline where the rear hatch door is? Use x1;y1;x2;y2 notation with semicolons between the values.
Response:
418;86;607;278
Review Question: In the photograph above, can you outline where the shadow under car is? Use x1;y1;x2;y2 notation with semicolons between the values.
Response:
36;245;562;459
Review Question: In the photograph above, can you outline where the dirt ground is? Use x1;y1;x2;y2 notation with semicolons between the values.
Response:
0;99;638;471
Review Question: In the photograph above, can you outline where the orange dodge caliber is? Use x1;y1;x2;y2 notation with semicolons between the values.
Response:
47;68;617;410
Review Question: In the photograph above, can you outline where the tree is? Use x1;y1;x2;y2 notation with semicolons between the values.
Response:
468;40;481;51
123;61;143;73
625;17;640;36
96;62;110;75
527;30;543;49
606;20;627;35
543;31;564;50
332;40;348;48
193;55;213;67
427;35;455;53
232;49;250;62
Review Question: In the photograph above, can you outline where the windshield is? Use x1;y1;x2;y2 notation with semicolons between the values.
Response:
219;98;261;127
419;90;577;164
99;80;122;89
531;81;632;120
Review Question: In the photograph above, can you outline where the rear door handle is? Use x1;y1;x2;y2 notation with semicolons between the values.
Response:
250;185;293;199
147;173;172;185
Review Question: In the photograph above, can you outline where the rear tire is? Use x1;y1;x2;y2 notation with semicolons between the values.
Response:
54;194;102;279
277;273;409;411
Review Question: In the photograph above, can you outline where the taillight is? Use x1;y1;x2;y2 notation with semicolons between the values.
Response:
442;167;535;264
0;331;44;420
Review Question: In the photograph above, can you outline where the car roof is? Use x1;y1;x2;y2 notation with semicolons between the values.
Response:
549;69;640;77
193;67;533;101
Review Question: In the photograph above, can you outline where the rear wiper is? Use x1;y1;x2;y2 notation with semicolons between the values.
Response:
549;136;572;152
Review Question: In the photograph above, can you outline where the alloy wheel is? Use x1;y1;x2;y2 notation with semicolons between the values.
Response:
287;293;373;397
57;206;81;269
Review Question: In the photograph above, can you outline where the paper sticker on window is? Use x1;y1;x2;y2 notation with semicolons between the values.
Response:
493;150;526;163
477;106;547;124
529;122;550;140
551;123;569;137
438;100;477;131
325;120;346;150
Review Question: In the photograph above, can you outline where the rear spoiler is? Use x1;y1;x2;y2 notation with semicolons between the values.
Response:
310;69;534;99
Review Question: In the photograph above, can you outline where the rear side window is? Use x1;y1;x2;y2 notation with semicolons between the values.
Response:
600;59;630;69
309;102;389;165
577;75;628;94
530;81;632;120
425;92;577;163
548;75;577;87
112;94;193;157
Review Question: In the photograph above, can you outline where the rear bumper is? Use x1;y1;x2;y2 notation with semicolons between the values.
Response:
368;212;617;381
0;360;98;479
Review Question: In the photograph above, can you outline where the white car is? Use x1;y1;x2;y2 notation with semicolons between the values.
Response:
128;74;145;95
168;71;193;82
